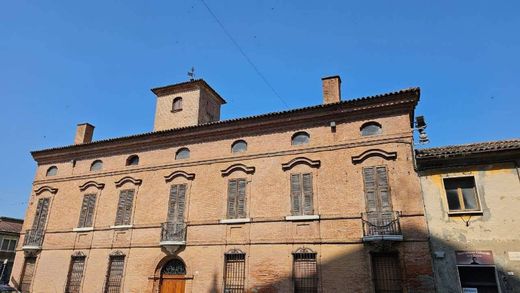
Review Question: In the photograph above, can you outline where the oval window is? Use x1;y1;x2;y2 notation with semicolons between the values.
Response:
46;166;58;176
291;132;310;146
175;148;190;160
231;140;247;153
360;122;382;136
126;155;139;166
90;160;103;171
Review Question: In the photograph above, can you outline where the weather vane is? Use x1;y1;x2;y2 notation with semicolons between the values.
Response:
187;67;195;81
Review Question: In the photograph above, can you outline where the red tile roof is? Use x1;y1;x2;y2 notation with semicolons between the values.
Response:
0;217;23;234
416;139;520;159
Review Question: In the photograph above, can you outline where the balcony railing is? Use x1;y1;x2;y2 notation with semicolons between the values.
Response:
160;222;186;244
361;211;402;242
23;229;44;249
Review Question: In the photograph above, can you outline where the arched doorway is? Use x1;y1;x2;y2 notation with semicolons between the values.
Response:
160;258;186;293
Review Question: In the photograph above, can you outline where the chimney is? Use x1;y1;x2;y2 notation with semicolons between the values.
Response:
74;123;95;144
322;75;341;104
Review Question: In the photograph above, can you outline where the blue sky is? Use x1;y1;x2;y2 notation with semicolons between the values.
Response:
1;1;518;218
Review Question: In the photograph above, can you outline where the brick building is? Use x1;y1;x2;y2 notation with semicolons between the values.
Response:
416;140;520;292
11;77;434;292
0;217;23;285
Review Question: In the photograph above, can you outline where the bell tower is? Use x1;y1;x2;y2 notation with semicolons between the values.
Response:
151;79;227;131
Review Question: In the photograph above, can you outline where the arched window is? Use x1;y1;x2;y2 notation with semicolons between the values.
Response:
231;140;247;153
126;155;139;166
172;97;183;112
46;166;58;176
90;160;103;171
293;248;318;292
175;148;190;160
161;259;186;275
291;132;310;146
360;122;382;136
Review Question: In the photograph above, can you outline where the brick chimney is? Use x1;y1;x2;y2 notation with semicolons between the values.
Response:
322;75;341;104
74;123;95;144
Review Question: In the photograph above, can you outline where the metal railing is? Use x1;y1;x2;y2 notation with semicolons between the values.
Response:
23;229;44;248
160;222;186;243
361;211;401;237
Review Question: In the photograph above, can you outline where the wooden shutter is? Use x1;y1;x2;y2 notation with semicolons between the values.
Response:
104;256;125;293
167;185;179;222
21;257;36;293
376;167;391;211
363;167;378;213
302;173;314;215
115;190;134;226
31;199;44;231
176;184;187;232
32;198;50;233
227;179;238;218
237;179;247;218
290;174;302;215
78;194;96;228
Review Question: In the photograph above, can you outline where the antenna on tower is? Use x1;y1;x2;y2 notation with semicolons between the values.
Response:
187;67;195;81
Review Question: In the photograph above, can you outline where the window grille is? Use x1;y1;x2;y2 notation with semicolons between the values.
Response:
162;259;186;275
20;257;36;293
65;256;86;293
293;248;318;293
104;255;125;293
371;253;403;293
224;251;246;293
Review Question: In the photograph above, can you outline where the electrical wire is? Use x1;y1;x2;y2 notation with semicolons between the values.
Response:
199;0;289;108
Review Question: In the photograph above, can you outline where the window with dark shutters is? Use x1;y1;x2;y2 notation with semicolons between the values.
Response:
290;173;314;216
114;190;135;226
78;194;97;228
104;255;125;293
65;256;86;293
167;184;187;231
227;178;247;219
32;198;50;233
362;166;391;213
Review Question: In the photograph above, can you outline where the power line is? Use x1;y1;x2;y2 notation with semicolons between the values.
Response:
199;0;289;108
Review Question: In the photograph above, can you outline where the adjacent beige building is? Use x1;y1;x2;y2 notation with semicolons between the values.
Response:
416;140;520;292
11;77;434;292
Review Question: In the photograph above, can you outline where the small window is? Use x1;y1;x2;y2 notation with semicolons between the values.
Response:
231;140;247;153
443;177;480;213
293;248;318;293
46;166;58;177
65;255;86;293
372;253;403;292
361;122;382;136
291;132;310;146
115;190;135;226
172;97;183;112
104;255;125;292
90;160;103;172
175;148;190;160
290;173;314;216
227;178;247;219
126;155;139;166
1;239;17;251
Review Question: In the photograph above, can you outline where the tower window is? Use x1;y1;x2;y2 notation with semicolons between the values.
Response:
172;97;183;112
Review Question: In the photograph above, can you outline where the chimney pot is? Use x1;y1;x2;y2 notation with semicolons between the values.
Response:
74;123;95;144
322;75;341;104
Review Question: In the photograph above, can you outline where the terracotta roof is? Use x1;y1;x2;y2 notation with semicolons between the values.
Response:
0;217;23;234
31;86;420;157
416;139;520;159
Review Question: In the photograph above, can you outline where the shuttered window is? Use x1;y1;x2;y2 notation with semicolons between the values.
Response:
293;250;318;293
362;166;391;213
224;252;246;293
32;198;50;232
114;190;135;226
372;253;403;293
227;178;247;219
104;255;125;293
65;256;86;293
78;194;97;228
290;173;314;216
167;184;187;231
20;257;36;293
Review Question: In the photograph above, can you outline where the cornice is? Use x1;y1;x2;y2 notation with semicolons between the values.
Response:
282;157;321;171
34;185;58;195
114;176;143;187
351;149;397;164
221;163;256;177
164;170;196;182
30;90;418;164
79;181;105;191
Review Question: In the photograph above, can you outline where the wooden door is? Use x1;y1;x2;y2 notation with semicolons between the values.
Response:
160;276;185;293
